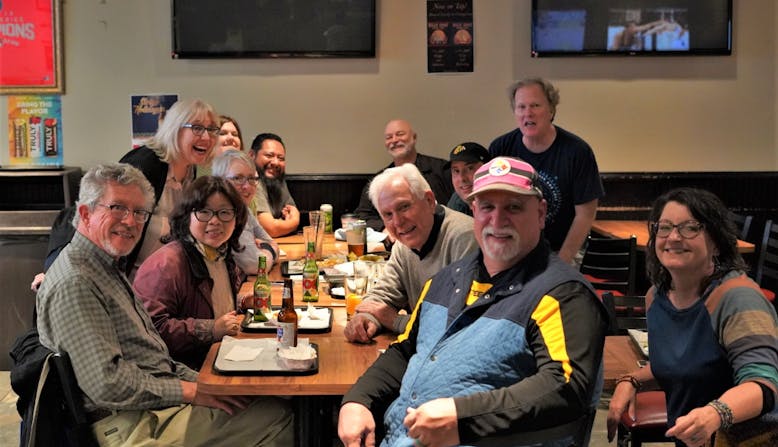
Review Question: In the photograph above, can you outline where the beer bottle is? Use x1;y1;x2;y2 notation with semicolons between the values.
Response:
302;241;319;302
276;278;298;347
253;256;271;322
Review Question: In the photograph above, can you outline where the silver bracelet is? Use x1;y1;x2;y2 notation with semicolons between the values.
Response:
707;399;734;430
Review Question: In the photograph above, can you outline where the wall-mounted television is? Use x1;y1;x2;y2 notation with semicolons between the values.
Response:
531;0;732;57
171;0;376;59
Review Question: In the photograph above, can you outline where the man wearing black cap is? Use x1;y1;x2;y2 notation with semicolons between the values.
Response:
445;142;491;216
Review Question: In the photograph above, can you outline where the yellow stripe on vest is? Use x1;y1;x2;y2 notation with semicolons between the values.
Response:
531;295;572;382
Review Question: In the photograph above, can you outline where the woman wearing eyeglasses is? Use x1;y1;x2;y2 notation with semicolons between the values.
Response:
134;176;247;370
196;114;245;178
607;188;778;447
119;98;220;279
211;149;278;275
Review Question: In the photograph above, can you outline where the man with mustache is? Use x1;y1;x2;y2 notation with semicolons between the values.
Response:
489;78;604;265
36;163;293;446
250;133;300;237
445;141;491;216
338;157;607;447
354;119;454;232
344;163;477;343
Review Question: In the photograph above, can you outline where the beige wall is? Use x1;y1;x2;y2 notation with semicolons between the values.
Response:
1;0;775;172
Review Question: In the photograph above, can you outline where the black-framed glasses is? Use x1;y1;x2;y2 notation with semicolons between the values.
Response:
96;203;151;223
193;208;236;222
182;123;220;137
652;220;704;239
227;175;260;186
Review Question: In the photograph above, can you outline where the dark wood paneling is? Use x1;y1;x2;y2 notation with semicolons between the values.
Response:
284;171;778;238
286;174;372;229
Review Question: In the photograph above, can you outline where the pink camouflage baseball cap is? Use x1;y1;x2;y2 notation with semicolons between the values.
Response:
467;156;543;201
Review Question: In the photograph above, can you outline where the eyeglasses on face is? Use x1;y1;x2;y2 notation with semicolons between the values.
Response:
227;175;259;186
193;208;236;222
182;123;220;137
652;220;704;239
96;203;151;223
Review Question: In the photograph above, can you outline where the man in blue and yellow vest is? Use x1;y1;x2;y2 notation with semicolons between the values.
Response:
338;156;608;447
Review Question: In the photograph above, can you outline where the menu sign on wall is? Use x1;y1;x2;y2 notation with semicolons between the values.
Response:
427;0;473;73
6;95;63;167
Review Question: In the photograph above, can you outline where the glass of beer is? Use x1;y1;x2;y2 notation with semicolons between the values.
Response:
346;220;367;257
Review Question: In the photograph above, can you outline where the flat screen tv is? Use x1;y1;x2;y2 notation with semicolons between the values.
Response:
171;0;376;58
531;0;732;57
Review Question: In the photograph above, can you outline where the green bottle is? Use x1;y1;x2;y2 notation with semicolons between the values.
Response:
253;256;271;321
302;241;319;302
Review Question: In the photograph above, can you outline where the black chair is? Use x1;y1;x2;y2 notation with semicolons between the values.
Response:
601;292;670;447
730;212;753;242
754;219;778;304
580;236;638;297
20;351;97;447
601;292;647;335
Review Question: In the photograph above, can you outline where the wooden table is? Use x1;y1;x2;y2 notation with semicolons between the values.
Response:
603;335;646;392
592;220;755;253
275;232;345;262
198;308;391;396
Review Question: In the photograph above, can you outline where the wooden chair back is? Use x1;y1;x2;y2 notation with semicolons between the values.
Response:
580;235;638;296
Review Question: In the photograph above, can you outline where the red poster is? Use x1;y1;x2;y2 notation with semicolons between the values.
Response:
0;0;63;94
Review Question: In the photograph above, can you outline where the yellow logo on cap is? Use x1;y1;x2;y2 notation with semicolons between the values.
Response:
452;145;466;155
488;158;511;176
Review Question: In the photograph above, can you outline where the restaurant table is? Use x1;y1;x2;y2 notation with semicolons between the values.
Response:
592;220;755;253
198;307;391;396
239;279;345;308
198;307;391;447
603;335;647;392
275;232;342;261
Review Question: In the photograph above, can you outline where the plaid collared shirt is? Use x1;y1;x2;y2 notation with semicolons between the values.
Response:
37;232;197;412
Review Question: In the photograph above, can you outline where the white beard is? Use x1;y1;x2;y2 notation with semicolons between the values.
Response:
481;225;521;262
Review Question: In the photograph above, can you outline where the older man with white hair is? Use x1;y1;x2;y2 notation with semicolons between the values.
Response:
344;163;477;343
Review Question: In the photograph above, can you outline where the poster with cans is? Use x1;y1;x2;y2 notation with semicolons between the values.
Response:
131;94;179;149
7;95;63;167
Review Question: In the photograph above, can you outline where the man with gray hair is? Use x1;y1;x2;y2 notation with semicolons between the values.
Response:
489;78;604;265
344;163;477;343
36;163;293;445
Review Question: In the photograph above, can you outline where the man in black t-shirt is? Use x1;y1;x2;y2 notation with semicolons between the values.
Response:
489;78;604;264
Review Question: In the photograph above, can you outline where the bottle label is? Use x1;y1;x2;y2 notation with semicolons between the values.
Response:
302;276;319;302
276;322;297;347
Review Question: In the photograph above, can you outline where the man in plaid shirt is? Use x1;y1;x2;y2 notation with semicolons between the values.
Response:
36;163;292;446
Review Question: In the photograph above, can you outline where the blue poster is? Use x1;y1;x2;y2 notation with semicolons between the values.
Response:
131;94;178;148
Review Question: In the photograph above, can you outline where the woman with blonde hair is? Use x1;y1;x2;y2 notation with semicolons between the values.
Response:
119;97;219;278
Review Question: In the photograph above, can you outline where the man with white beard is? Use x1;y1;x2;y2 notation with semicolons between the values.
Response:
338;156;607;447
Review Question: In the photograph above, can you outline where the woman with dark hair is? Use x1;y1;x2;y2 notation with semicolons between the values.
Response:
134;176;248;370
607;188;778;446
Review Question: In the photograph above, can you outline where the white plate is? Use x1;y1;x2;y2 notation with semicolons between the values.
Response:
628;329;649;357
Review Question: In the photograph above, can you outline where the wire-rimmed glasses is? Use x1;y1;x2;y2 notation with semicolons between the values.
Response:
95;203;151;223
